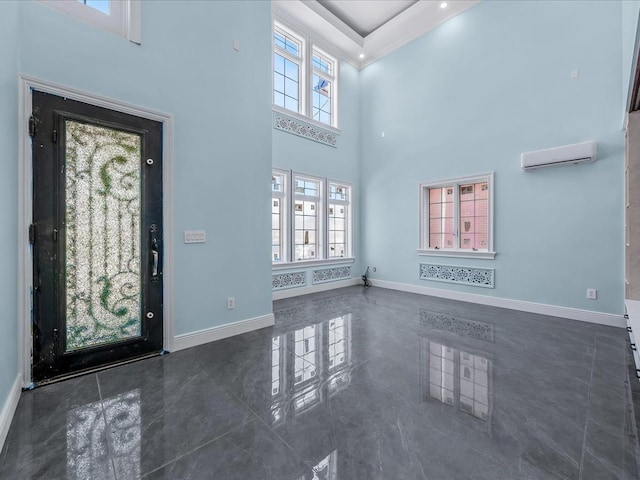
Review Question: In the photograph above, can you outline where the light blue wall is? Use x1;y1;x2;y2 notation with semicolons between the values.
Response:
623;0;640;114
18;0;273;336
360;0;625;314
0;0;20;410
272;60;363;281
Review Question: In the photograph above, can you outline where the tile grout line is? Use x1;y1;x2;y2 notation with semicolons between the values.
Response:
140;417;261;478
578;334;598;480
95;373;119;480
218;373;316;472
233;389;316;472
138;357;265;478
193;356;313;475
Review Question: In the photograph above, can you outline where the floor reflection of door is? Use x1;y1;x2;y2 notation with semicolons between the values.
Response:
31;91;163;384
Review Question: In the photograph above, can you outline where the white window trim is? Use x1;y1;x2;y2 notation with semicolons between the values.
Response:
273;257;355;271
38;0;142;44
418;172;496;260
272;16;340;131
272;168;289;265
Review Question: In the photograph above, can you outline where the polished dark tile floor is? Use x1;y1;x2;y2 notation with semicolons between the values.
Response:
1;286;639;479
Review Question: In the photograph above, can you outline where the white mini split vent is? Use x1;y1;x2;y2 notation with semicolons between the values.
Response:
521;141;597;170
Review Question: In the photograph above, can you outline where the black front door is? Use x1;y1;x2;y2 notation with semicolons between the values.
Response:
31;90;164;384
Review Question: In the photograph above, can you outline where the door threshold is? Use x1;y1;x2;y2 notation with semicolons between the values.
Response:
30;351;165;389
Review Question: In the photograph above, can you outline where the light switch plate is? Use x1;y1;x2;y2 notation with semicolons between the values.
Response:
184;230;206;243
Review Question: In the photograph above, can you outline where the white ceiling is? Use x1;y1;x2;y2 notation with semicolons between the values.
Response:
317;0;419;37
272;0;480;69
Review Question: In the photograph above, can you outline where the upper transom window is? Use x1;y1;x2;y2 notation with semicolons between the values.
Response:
273;20;339;129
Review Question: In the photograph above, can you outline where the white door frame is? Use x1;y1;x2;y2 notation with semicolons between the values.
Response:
18;75;175;388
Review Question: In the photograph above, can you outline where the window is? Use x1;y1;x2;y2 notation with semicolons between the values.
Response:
273;25;303;114
272;170;288;263
311;48;335;126
419;173;495;259
328;183;349;258
294;175;323;261
272;170;353;266
273;21;339;128
39;0;141;43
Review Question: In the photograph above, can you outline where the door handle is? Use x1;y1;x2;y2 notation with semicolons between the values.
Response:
150;224;160;282
152;249;158;277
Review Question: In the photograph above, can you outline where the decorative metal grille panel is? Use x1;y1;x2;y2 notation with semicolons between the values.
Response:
312;266;351;284
273;271;307;290
273;111;337;148
419;263;494;288
65;120;142;351
420;310;494;342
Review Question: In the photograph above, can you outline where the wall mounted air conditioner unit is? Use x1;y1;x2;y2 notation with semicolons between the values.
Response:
521;140;597;170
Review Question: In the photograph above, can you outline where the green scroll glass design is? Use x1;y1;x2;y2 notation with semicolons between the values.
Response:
65;120;142;351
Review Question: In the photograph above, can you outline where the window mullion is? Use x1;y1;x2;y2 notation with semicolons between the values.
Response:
275;46;301;65
312;68;334;83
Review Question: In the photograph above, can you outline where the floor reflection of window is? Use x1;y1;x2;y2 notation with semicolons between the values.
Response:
312;449;339;480
272;336;282;396
422;338;492;426
298;449;338;480
271;335;285;425
68;389;141;479
429;342;454;406
328;316;346;369
273;315;352;422
293;384;321;413
328;314;352;396
460;351;489;420
294;325;318;384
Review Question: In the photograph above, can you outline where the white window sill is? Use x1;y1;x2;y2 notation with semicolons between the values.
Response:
417;249;496;260
272;105;341;135
273;257;355;271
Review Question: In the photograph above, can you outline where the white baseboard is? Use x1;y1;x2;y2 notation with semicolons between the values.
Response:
172;313;275;351
371;279;625;328
0;374;22;454
273;278;361;300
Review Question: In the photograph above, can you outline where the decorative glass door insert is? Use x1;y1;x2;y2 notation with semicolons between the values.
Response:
65;120;142;351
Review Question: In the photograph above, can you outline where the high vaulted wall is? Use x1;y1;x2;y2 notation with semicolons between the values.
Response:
360;0;626;315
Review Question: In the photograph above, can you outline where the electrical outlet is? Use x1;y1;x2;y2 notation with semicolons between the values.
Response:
184;230;206;243
227;297;235;310
586;288;597;300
